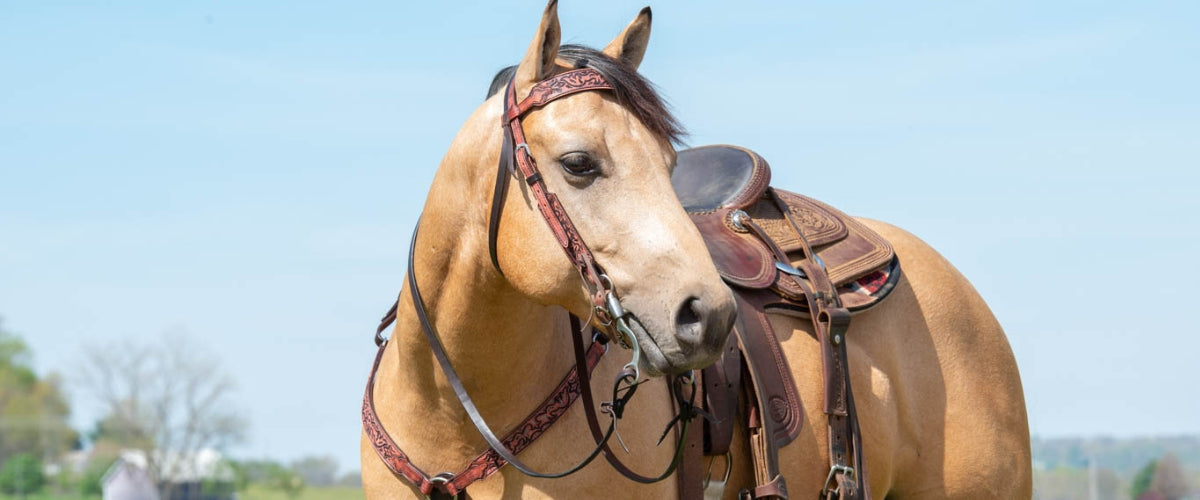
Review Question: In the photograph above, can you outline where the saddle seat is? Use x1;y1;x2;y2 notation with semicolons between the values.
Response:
669;145;898;500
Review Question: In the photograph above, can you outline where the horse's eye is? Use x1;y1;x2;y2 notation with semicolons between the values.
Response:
559;152;597;176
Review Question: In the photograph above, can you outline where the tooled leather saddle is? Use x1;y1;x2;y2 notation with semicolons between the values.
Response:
672;145;902;500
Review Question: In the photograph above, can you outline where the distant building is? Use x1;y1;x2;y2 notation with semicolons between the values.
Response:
101;449;235;500
43;450;92;480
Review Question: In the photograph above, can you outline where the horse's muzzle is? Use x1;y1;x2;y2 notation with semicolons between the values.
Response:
671;291;736;368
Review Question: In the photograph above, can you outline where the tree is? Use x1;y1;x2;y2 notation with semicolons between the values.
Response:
226;459;281;486
268;466;305;499
227;460;306;498
1132;459;1158;500
225;459;252;492
75;333;247;500
1149;453;1190;500
290;455;339;487
336;470;362;487
0;453;45;497
78;458;113;497
0;320;78;465
1095;467;1122;500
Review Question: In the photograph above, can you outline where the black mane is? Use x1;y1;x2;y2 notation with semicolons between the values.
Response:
487;45;685;145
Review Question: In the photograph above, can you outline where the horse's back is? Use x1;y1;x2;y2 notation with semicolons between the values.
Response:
772;218;1031;499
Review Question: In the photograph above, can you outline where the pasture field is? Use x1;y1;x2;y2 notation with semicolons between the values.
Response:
0;495;89;500
0;487;365;500
241;485;365;500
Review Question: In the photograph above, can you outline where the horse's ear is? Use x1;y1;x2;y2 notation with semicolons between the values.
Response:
602;7;652;70
514;0;562;99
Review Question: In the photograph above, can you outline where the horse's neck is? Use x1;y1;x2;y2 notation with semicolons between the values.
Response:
373;203;578;472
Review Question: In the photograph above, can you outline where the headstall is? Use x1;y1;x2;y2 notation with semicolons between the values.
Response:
363;68;702;499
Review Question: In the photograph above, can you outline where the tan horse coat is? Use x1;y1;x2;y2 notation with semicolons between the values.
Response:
362;3;1031;498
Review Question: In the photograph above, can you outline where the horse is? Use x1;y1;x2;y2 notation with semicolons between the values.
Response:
360;3;1032;499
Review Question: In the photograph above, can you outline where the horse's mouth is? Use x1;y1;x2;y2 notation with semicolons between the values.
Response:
624;314;690;376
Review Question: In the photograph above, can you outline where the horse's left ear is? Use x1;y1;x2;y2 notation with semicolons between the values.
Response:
602;7;652;70
514;0;562;99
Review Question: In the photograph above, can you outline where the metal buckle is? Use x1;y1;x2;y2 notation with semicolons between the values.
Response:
821;464;856;497
591;331;610;355
426;472;458;499
703;453;733;500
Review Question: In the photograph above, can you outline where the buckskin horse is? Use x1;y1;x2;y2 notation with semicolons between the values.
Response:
360;3;1032;499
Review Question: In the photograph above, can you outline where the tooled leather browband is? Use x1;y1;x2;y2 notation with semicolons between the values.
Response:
505;68;613;120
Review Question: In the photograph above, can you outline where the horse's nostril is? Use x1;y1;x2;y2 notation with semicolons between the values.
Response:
675;296;704;344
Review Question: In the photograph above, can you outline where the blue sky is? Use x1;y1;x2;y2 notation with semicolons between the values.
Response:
2;1;1198;472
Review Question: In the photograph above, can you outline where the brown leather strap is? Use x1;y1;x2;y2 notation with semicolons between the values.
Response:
773;189;868;500
506;68;614;119
677;370;706;500
374;301;397;347
738;316;788;500
493;67;699;484
747;475;789;500
736;289;804;446
491;69;616;312
362;314;607;496
487;125;515;276
730;192;870;500
405;226;618;483
575;357;699;484
701;334;743;455
373;132;698;495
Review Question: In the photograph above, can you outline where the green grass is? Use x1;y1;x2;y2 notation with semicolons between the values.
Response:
0;486;363;500
239;486;364;500
0;495;97;500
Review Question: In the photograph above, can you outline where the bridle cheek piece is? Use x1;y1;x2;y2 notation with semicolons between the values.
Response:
492;68;642;374
363;68;700;498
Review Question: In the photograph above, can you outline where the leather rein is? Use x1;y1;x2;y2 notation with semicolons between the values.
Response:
363;68;701;498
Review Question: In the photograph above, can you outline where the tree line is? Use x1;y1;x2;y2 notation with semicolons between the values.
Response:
0;319;76;496
1030;438;1198;499
0;318;359;499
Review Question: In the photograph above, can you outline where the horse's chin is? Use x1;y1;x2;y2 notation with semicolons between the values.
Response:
625;315;717;377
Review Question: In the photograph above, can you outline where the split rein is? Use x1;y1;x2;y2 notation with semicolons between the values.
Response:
363;68;705;498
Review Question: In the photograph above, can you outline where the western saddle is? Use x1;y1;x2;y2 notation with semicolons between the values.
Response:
672;145;901;500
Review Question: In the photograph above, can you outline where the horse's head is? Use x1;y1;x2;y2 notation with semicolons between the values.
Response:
466;2;735;376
